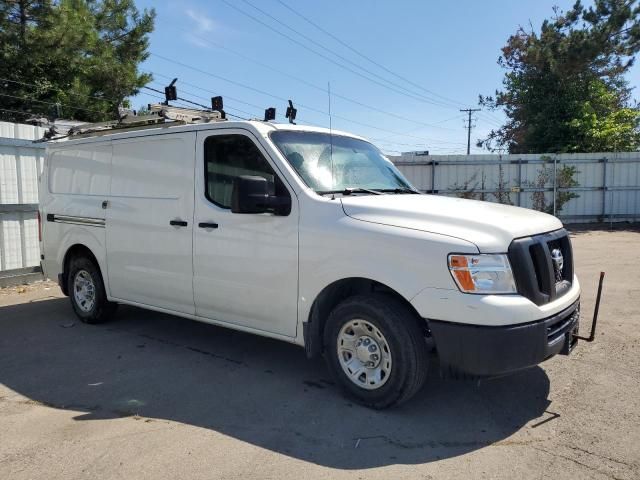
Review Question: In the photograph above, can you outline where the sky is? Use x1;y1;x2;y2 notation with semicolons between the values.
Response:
132;0;640;155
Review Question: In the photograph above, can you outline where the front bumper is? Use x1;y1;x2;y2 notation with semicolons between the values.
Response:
428;299;580;378
410;275;580;327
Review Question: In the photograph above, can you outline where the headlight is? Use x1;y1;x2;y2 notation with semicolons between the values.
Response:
448;254;517;294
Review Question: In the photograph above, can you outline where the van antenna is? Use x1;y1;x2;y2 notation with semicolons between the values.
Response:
328;82;335;199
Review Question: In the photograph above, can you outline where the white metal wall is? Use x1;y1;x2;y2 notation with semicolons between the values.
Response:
391;152;640;223
0;121;46;273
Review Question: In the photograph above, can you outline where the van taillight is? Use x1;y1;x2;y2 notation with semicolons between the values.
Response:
37;210;42;242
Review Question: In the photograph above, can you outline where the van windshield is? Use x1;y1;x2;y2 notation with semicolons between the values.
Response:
270;131;417;195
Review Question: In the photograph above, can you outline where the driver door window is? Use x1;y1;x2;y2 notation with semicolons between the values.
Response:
204;134;278;208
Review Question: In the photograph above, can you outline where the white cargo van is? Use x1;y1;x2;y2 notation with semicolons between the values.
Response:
39;112;583;408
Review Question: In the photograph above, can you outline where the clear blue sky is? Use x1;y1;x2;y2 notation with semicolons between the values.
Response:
132;0;640;155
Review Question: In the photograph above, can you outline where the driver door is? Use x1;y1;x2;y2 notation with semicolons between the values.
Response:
192;130;299;337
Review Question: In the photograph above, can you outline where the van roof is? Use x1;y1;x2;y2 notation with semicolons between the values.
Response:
47;119;367;148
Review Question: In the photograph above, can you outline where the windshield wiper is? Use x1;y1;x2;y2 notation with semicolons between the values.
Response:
375;187;421;194
316;188;384;196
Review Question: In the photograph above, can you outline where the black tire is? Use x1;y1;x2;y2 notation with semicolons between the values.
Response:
67;255;117;324
323;293;429;409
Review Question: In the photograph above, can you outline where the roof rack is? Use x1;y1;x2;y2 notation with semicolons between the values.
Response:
148;103;225;123
41;103;228;141
37;74;302;141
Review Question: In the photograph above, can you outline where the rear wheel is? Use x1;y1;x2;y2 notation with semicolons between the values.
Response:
67;256;117;324
324;294;428;409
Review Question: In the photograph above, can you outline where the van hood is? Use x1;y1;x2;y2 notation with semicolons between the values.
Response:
340;194;562;252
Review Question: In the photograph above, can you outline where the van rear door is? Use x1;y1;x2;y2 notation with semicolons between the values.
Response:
106;132;196;314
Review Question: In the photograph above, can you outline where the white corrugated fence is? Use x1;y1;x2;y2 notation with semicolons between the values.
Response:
0;121;45;280
390;152;640;223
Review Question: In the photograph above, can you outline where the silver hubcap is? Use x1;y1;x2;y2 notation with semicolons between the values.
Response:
73;270;96;313
337;319;392;390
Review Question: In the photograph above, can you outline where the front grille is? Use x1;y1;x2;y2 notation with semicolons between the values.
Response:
508;229;574;305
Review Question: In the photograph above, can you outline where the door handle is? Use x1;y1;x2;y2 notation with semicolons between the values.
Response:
198;222;219;229
170;220;188;227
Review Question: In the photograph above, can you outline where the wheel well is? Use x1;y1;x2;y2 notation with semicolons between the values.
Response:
304;277;426;358
60;244;101;296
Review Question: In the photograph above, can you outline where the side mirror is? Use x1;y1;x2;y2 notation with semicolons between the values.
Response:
231;175;291;215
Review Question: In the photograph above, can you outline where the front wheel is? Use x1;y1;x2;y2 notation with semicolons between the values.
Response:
324;294;429;409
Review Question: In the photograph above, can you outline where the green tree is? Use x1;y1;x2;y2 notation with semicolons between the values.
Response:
0;0;155;122
479;0;640;153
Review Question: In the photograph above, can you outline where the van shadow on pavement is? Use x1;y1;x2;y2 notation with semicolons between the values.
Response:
0;297;551;469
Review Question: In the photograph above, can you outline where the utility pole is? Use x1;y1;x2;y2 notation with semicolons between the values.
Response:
460;108;480;155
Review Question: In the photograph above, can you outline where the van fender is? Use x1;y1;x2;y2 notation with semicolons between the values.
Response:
56;226;109;296
299;276;423;358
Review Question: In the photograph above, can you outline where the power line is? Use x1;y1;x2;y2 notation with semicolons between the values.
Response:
222;0;459;110
160;25;461;132
144;86;247;119
3;73;270;123
144;80;466;150
476;112;503;128
146;81;329;131
3;76;262;124
144;84;251;120
148;76;316;126
149;78;334;132
145;91;222;116
375;139;463;153
151;52;318;111
149;54;467;145
0;77;120;104
479;111;503;124
159;20;462;132
151;73;278;119
0;92;108;115
239;0;457;108
430;113;467;125
0;107;47;118
222;3;495;141
274;0;471;109
151;74;315;122
373;139;427;147
460;108;481;155
150;56;331;125
370;114;465;144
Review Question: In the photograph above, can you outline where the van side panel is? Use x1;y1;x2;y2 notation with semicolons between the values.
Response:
41;144;112;285
49;145;111;196
106;133;196;314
